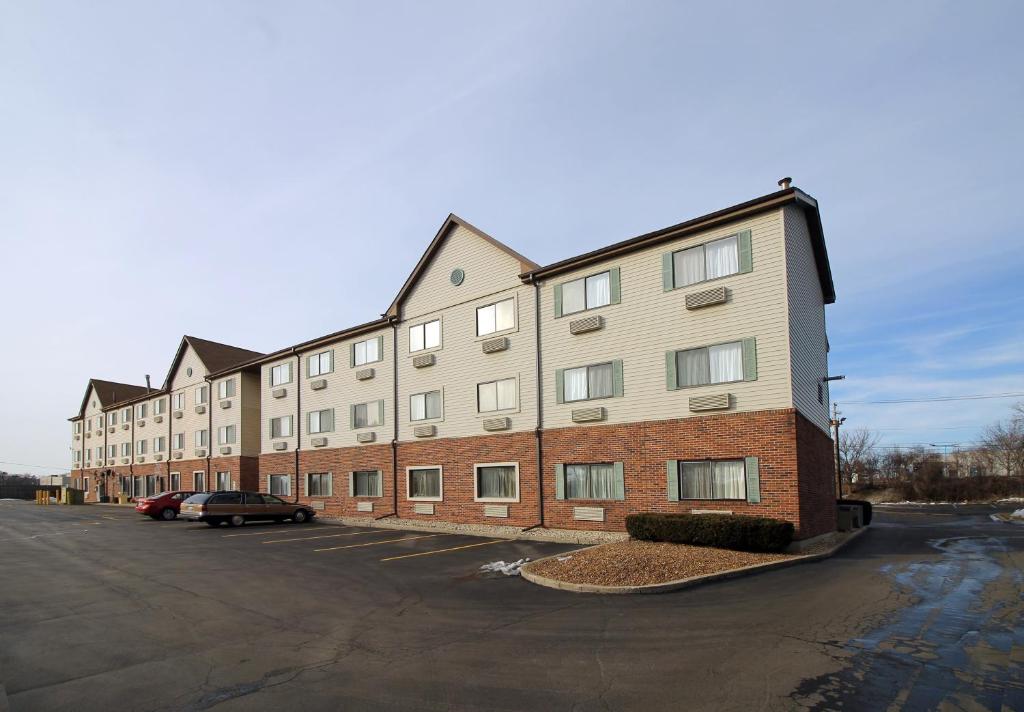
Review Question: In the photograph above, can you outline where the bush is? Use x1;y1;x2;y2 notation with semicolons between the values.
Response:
837;498;873;525
625;512;794;553
895;475;1024;503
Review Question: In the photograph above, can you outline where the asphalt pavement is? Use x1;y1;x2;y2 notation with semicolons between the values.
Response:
0;499;1020;711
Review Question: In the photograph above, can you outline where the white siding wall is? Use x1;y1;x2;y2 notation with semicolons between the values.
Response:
538;209;793;428
169;346;211;461
397;226;538;441
261;356;299;454
299;327;394;449
784;206;831;433
211;372;245;457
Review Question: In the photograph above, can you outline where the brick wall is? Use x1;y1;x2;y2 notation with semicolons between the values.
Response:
170;458;210;491
541;408;830;539
208;455;260;491
293;444;394;517
795;414;838;538
396;431;540;527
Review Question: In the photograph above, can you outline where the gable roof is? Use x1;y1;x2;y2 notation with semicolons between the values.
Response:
73;378;151;419
224;317;392;373
385;214;539;317
162;336;265;390
521;187;836;304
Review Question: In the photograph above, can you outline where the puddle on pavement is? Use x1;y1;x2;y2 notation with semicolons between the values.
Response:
791;536;1024;710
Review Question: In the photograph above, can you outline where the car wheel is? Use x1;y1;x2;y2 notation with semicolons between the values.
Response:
228;514;245;527
160;508;177;521
292;509;309;524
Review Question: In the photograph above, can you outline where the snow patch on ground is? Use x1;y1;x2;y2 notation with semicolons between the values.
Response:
1013;508;1024;518
480;559;530;576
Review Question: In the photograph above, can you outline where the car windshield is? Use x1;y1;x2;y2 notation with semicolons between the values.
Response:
182;493;213;504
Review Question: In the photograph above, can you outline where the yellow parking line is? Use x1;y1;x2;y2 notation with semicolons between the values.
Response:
221;527;323;538
314;534;443;552
380;538;506;562
262;530;386;544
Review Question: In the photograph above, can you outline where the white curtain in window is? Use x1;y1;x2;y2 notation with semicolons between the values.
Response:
410;469;440;498
586;272;610;308
364;338;379;363
565;465;589;499
564;367;588;401
562;279;586;314
673;246;705;287
478;466;516;499
410;394;426;421
705;236;738;280
424;320;441;349
588;363;613;399
714;460;746;499
681;461;713;498
495;299;515;331
496;378;516;410
409;325;424;352
425;391;441;419
587;463;615;499
477;305;496;336
678;349;710;387
478;383;497;412
709;342;743;383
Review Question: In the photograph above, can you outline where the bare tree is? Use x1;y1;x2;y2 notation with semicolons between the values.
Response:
839;428;881;487
982;416;1024;477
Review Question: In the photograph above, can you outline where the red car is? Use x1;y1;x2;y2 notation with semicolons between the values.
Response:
135;491;197;521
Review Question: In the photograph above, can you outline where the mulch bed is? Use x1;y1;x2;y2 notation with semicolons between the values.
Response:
526;540;796;587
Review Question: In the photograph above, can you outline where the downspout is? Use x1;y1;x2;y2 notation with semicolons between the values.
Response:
205;375;213;489
522;276;545;532
129;404;135;497
391;318;399;517
293;350;301;504
167;393;173;490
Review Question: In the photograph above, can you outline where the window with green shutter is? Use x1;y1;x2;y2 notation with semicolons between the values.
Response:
665;338;757;389
557;361;623;402
555;462;625;500
553;267;621;317
662;230;752;291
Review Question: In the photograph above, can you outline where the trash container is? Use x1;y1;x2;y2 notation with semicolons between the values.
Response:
837;504;862;531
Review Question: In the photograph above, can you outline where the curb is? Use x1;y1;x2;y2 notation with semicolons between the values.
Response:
520;526;869;595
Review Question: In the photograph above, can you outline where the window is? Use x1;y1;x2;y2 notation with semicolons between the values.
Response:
107;445;116;458
270;362;293;386
476;298;515;336
270;416;293;438
108;412;117;426
122;406;132;421
154;398;166;415
475;464;518;501
354;470;381;497
409;319;441;352
477;378;516;412
209;492;242;505
408;467;442;500
195;430;208;448
74;422;81;434
173;393;185;410
195;386;207;405
562;271;611;315
218;379;235;399
136;403;147;419
73;450;81;463
564;463;619;500
675;342;743;387
307;472;332;497
172;433;184;450
154;436;166;452
353;337;381;366
96;415;104;429
95;446;102;460
121;442;131;457
217;425;236;445
269;474;290;496
410;391;442;421
245;492;264;505
136;440;147;455
352;401;382;429
307;409;334;434
562;362;614;402
193;471;205;491
170;472;180;491
677;460;746;500
216;471;231;490
307;350;333;377
671;234;740;288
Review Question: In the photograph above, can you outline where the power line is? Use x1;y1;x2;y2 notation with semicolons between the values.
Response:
839;392;1024;405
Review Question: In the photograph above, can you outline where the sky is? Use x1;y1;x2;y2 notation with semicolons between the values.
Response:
1;1;1022;474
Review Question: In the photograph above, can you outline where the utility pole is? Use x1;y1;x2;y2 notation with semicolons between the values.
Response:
830;402;846;499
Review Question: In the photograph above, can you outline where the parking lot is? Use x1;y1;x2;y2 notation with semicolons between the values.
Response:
1;499;1021;711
